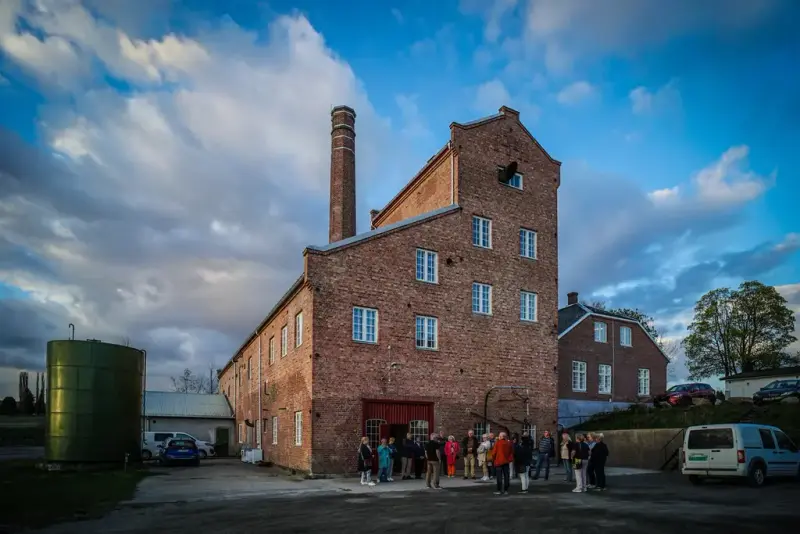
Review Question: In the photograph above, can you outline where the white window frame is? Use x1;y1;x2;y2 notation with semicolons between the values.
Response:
415;248;438;284
281;325;288;357
505;172;523;190
294;411;303;446
572;361;587;392
598;364;612;395
409;420;429;444
247;357;252;380
638;368;650;396
295;312;304;347
472;216;492;249
238;422;245;444
272;416;278;445
269;336;275;365
519;228;537;259
520;291;538;322
352;306;378;343
415;315;438;350
472;282;492;315
594;321;608;343
620;326;632;347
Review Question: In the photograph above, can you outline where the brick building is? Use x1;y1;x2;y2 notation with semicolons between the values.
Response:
219;104;561;474
556;292;668;427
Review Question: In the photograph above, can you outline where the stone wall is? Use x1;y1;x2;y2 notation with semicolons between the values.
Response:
585;428;684;470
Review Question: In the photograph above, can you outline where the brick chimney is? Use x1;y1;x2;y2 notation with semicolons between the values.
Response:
567;292;579;305
329;105;357;243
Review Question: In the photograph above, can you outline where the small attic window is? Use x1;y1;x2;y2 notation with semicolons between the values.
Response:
497;162;522;190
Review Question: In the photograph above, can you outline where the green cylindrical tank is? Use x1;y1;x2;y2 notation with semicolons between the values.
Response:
46;340;144;463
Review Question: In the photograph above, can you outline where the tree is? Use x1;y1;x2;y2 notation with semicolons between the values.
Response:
170;365;219;394
19;388;34;415
682;281;798;379
0;396;16;415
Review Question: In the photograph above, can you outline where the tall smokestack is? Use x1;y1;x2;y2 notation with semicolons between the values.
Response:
329;105;356;243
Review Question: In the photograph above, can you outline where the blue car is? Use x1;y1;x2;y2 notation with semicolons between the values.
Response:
158;438;201;466
752;379;800;405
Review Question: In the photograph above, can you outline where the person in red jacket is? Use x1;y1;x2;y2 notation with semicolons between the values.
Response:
492;432;514;495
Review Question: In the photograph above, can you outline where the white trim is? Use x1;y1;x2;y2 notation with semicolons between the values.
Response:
352;306;379;343
620;325;632;347
294;411;303;446
571;360;587;392
272;416;278;445
415;248;439;284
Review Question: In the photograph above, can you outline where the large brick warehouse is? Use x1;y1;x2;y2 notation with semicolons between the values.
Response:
219;104;561;474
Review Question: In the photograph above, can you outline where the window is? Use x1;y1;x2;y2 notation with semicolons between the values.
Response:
352;306;378;343
598;364;612;394
409;420;429;444
759;429;776;449
572;361;587;392
247;357;252;380
295;312;303;347
415;249;438;283
415;315;438;350
238;423;245;444
519;228;537;259
366;418;386;450
472;216;492;248
520;291;537;322
269;336;275;364
505;172;523;189
154;433;171;442
472;283;492;315
637;368;650;396
620;326;632;347
271;416;278;445
473;422;490;439
281;325;288;357
594;321;607;343
774;430;797;451
294;411;303;446
687;428;733;449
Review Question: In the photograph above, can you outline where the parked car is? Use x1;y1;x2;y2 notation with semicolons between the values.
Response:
653;383;716;407
681;423;800;487
752;379;800;405
158;438;200;467
142;431;216;460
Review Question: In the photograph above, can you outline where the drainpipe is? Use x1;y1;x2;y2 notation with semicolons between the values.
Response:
258;334;262;449
449;141;454;204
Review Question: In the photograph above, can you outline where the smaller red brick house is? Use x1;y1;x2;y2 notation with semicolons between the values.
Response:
557;291;668;427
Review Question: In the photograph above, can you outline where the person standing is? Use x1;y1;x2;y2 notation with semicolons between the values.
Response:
425;433;443;489
358;437;375;486
514;432;534;493
533;430;555;481
412;437;425;479
560;431;574;483
462;430;480;480
492;432;514;495
572;433;590;493
401;433;414;480
486;433;496;480
586;433;597;488
388;437;398;481
377;438;391;483
478;433;491;481
444;435;460;478
591;433;609;491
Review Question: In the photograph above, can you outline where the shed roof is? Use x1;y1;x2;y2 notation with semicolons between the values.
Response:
143;391;233;419
721;366;800;382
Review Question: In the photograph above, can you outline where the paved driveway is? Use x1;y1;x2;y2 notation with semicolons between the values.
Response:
34;461;799;533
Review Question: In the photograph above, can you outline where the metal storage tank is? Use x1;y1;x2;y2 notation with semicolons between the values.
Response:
46;339;144;464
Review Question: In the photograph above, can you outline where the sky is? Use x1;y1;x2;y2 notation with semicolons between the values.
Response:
0;0;798;398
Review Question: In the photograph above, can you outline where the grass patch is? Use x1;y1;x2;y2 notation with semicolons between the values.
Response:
574;402;800;441
0;460;149;532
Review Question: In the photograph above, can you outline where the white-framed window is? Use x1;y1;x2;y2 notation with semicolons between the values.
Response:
572;361;587;392
519;228;537;259
352;306;378;343
366;418;386;450
506;172;523;190
638;368;650;396
294;411;303;446
415;315;438;350
415;248;438;283
409;420;429;444
295;312;304;347
472;282;492;315
620;326;632;347
247;357;252;380
272;416;278;445
598;364;612;395
520;291;538;322
238;422;245;444
472;216;492;248
594;321;607;343
281;325;288;356
269;336;275;364
474;422;490;439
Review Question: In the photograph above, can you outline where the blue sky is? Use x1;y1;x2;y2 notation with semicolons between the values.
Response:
0;0;798;397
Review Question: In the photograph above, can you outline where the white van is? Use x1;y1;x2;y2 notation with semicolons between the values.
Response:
681;423;800;487
142;431;216;460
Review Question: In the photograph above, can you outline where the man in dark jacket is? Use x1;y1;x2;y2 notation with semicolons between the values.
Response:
590;433;609;490
401;433;415;480
532;430;555;481
462;430;480;480
514;433;534;493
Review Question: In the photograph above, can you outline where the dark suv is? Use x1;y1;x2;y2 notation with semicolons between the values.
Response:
752;379;800;405
653;383;716;407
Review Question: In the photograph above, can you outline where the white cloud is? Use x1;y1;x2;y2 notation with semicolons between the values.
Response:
693;145;771;206
473;79;511;113
395;94;431;138
390;8;404;24
629;79;681;115
556;80;596;105
648;186;680;205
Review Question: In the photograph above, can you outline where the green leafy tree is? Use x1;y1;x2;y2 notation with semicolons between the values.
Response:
682;281;797;379
0;396;17;415
19;389;34;415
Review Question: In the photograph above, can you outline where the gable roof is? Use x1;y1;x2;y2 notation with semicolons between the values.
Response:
721;366;800;382
557;303;670;362
143;391;233;419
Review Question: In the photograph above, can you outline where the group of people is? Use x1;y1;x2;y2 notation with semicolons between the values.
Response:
356;428;609;495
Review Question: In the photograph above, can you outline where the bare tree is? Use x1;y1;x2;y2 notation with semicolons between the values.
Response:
170;364;220;394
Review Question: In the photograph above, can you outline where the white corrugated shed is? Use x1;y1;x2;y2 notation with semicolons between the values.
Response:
143;391;233;419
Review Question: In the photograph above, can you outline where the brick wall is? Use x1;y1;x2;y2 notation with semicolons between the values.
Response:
558;316;668;402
